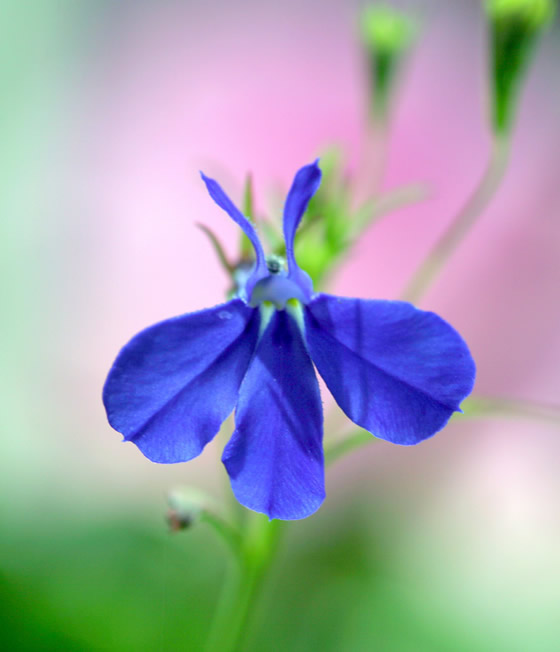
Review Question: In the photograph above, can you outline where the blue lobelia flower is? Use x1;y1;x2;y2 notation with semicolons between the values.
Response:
103;161;475;521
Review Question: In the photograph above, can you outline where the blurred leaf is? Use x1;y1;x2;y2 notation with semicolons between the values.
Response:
0;513;225;651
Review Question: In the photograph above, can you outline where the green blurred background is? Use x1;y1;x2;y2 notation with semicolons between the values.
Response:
2;1;559;650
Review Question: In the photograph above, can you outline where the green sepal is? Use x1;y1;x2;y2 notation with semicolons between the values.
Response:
196;223;234;276
239;173;255;260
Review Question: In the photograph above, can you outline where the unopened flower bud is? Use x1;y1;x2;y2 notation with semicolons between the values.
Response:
486;0;555;133
360;4;416;122
166;489;208;532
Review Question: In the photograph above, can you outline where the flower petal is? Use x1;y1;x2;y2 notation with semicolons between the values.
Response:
200;172;268;299
223;309;325;520
103;299;260;463
282;161;321;294
305;294;476;445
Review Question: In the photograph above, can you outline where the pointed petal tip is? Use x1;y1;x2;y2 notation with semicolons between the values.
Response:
199;170;213;186
303;158;322;178
292;160;322;185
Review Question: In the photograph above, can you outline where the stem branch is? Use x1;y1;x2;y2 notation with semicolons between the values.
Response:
352;182;429;235
401;134;510;303
325;429;374;466
326;395;560;467
200;511;243;561
459;395;560;426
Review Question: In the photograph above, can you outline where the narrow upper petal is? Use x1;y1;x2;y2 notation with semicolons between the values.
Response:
223;309;325;520
305;294;476;445
200;172;268;299
282;161;321;295
103;299;260;463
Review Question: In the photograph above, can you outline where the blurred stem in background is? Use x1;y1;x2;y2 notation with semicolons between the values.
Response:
400;133;511;303
458;395;560;425
325;396;560;466
402;0;555;304
286;5;424;294
360;4;416;195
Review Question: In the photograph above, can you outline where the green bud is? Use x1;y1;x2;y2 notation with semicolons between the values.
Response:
166;488;243;556
166;489;208;531
360;4;416;122
486;0;555;133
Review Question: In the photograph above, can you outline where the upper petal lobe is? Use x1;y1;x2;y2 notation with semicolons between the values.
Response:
103;299;260;462
282;161;321;298
283;160;322;261
200;172;268;299
305;294;476;445
223;309;325;520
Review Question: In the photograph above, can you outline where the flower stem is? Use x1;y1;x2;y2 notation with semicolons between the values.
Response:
204;514;283;652
459;395;560;426
401;134;510;304
325;429;374;466
326;395;560;467
199;510;243;560
368;117;390;198
352;182;429;236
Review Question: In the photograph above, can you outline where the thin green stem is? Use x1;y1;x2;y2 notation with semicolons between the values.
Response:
200;511;243;561
325;395;560;468
325;429;374;466
204;514;283;652
368;117;390;198
458;395;560;426
353;113;390;206
401;134;510;304
203;559;244;652
352;182;428;235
